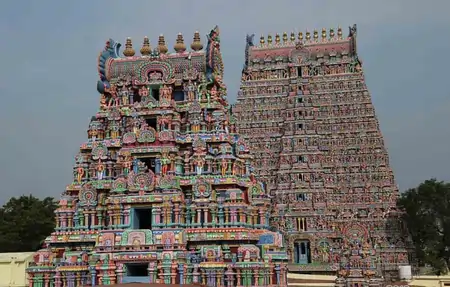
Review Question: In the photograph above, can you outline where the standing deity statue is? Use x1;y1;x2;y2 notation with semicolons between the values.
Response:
120;153;132;176
221;158;228;176
223;119;229;134
100;94;107;110
133;158;139;174
107;85;120;107
138;85;149;99
76;165;84;183
194;155;205;175
186;80;196;101
161;151;171;175
119;86;129;106
96;160;105;180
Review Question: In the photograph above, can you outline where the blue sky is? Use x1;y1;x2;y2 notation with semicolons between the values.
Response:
0;0;449;203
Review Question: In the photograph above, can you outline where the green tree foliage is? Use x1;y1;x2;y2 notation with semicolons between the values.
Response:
0;195;57;252
398;179;450;274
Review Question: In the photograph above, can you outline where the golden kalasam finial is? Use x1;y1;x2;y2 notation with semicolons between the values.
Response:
267;34;272;45
298;32;303;41
313;30;318;40
174;33;186;53
322;28;327;39
260;35;265;45
191;31;203;51
275;33;280;44
123;37;135;57
305;31;311;40
290;32;295;42
158;34;168;54
337;26;342;39
330;28;335;38
140;36;151;56
282;32;288;43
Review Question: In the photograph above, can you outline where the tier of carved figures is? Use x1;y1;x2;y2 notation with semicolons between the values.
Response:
233;34;408;283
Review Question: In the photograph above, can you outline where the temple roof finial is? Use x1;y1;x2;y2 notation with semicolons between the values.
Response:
337;26;343;39
267;34;272;45
191;31;203;51
275;33;280;44
330;28;335;38
140;36;151;56
290;32;295;42
123;37;135;57
158;34;168;54
282;32;288;43
174;33;186;53
260;35;265;46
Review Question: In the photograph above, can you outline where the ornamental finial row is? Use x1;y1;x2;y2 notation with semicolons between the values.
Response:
259;27;344;47
122;32;204;57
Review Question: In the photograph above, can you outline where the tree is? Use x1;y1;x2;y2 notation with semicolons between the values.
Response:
398;179;450;274
0;195;57;252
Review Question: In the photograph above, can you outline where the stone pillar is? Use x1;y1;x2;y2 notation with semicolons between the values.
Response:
178;264;184;285
89;267;96;286
155;207;161;224
28;273;34;287
203;209;208;225
275;265;281;285
197;209;201;225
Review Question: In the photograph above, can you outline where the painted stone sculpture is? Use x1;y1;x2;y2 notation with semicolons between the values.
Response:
27;27;288;287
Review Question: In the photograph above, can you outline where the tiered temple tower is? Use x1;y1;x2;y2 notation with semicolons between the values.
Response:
27;26;288;287
233;26;410;285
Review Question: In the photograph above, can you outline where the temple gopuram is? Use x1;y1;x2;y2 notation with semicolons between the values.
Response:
26;26;288;287
233;25;410;285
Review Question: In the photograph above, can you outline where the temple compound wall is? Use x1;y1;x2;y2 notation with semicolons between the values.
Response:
233;25;411;286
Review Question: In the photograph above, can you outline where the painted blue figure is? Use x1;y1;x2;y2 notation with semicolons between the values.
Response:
155;159;161;174
133;158;139;174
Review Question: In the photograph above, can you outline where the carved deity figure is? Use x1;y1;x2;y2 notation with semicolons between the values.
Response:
119;86;129;105
221;158;228;176
186;80;196;101
223;119;229;134
160;85;172;102
96;160;105;180
210;85;218;100
194;155;205;175
191;120;201;133
161;151;171;175
138;85;149;99
120;153;132;176
133;158;139;174
107;85;120;107
76;166;84;183
100;94;107;110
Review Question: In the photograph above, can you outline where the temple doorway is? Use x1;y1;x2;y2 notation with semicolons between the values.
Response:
122;263;149;283
294;240;311;264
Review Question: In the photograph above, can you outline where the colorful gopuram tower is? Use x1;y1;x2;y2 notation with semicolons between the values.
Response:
233;26;410;285
26;26;288;287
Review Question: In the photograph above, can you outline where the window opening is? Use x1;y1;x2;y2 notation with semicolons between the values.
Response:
132;208;152;229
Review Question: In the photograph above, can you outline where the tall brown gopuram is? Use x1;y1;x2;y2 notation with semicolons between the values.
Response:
233;26;411;284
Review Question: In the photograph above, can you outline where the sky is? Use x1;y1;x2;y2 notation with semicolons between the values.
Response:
0;0;449;204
